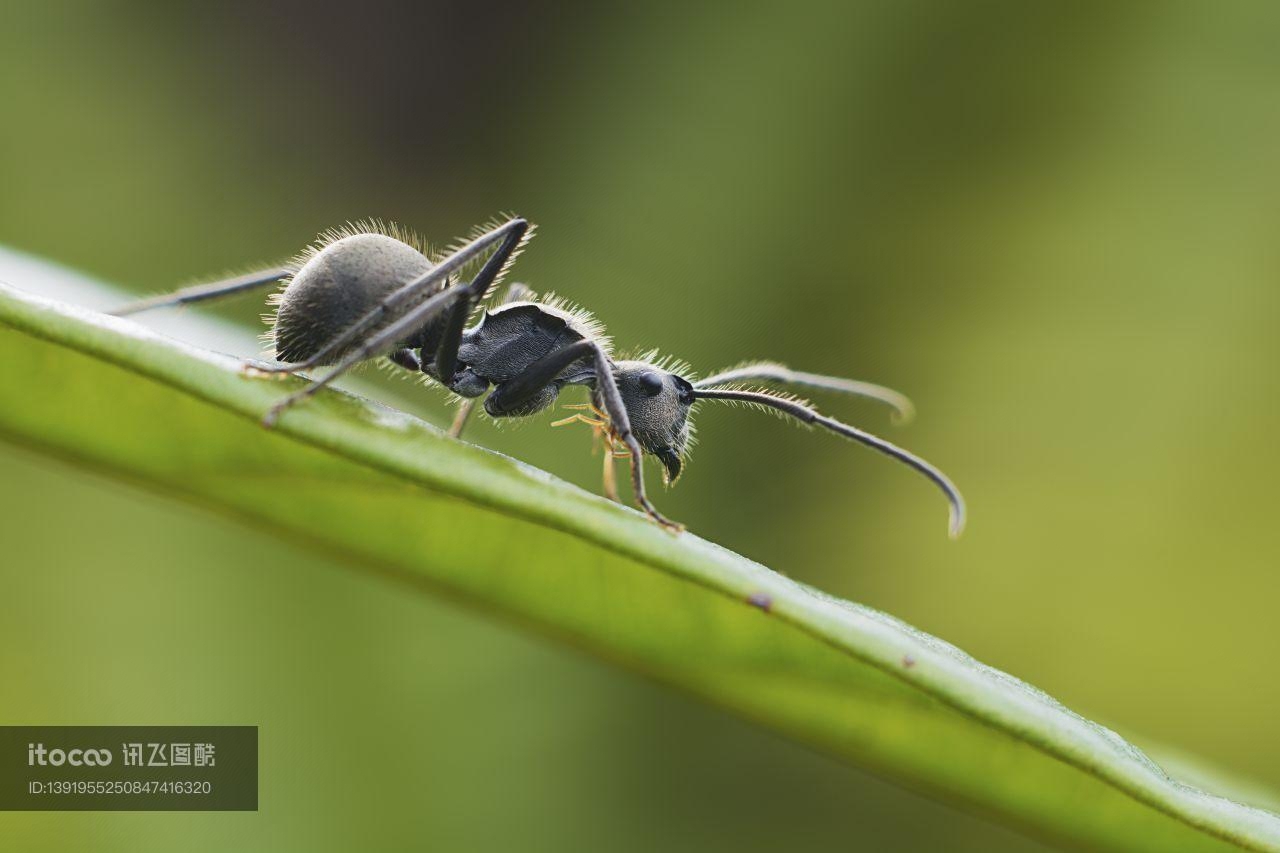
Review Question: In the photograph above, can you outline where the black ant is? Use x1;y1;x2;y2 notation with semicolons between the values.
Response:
113;216;965;535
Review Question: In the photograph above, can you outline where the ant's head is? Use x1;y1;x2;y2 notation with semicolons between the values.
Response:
612;360;696;484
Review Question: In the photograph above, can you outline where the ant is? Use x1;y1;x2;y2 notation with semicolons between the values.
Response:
113;216;965;536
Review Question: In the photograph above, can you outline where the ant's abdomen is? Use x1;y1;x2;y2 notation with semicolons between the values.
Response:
272;233;436;363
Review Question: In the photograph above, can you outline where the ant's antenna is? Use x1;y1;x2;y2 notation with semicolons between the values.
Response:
690;388;965;538
694;363;915;423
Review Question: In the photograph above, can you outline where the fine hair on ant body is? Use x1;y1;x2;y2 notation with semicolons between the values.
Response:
113;216;965;536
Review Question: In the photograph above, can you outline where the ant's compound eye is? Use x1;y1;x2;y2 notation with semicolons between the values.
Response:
638;371;664;397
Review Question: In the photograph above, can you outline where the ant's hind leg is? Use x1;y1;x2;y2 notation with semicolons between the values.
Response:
110;266;295;316
260;218;530;427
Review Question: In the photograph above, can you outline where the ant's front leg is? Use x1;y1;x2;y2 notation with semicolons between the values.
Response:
483;340;683;531
549;406;623;502
583;347;682;532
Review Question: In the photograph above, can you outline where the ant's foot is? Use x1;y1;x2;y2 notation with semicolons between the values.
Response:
241;359;295;379
261;404;285;428
641;505;684;533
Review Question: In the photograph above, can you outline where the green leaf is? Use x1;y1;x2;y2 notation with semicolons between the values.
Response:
1;249;1278;852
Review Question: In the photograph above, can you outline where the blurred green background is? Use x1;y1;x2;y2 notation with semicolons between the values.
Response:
2;2;1279;850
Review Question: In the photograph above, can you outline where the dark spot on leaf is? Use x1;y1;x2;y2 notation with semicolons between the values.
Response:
747;592;772;613
902;655;916;668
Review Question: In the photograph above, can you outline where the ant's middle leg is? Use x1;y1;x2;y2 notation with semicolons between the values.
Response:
388;349;421;371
